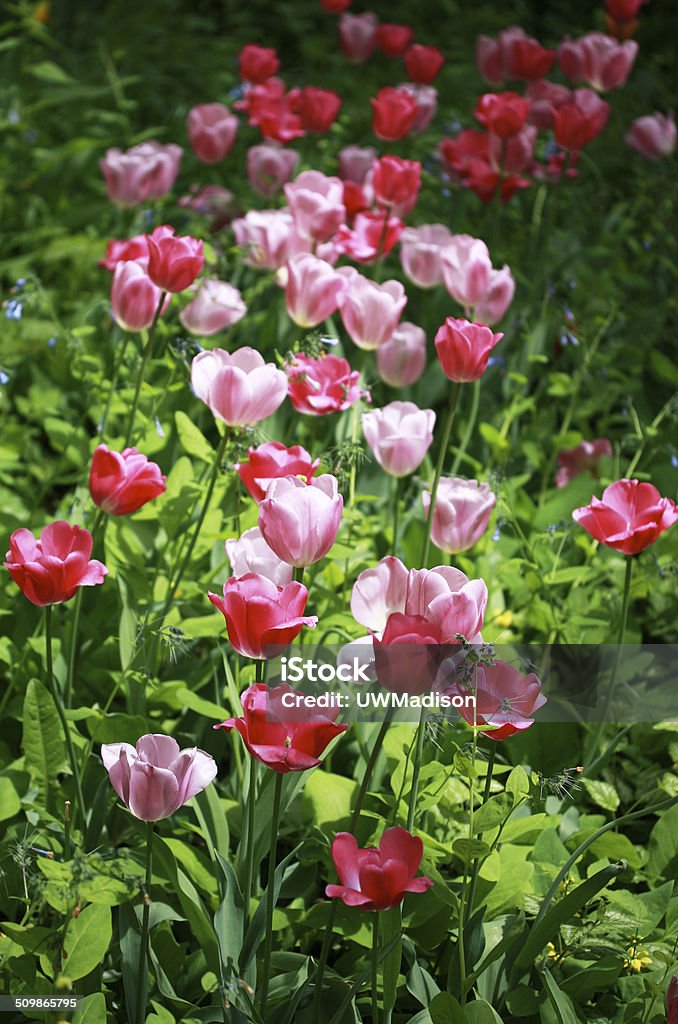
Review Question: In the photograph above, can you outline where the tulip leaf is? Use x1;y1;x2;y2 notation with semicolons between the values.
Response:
22;678;67;802
382;905;402;1018
175;411;215;464
60;904;112;981
542;969;579;1024
0;776;21;822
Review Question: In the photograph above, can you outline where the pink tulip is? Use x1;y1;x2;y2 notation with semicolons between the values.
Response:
422;477;496;553
334;211;403;265
232;209;310;271
259;475;343;567
327;828;432;910
476;26;554;83
187;103;238;164
285;253;347;328
284;170;346;243
89;445;166;516
491;124;537;175
101;734;217;820
404;565;487;643
525;79;572;130
208;573;317;658
110;260;168;332
191;347;287;426
572;479;678;556
397;82;438;133
556;438;613;488
146;230;204;293
179;279;246;335
5;522;107;607
226;526;293;587
350;556;410;634
625;112;677;159
286;352;366;415
100;142;183;206
449;661;547;740
434;317;504;382
440;235;493;310
338;145;378;183
558;32;638;91
247;144;299;197
400;224;454;289
339;273;407;350
377;322;427;387
236;442;319;503
339;11;378;61
178;185;235;232
363;401;435;477
473;265;515;325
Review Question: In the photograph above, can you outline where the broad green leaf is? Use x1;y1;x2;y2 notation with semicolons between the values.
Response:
472;794;513;834
582;779;620;812
647;803;678;878
175;411;215;464
465;1001;504;1023
0;775;21;821
60;904;112;981
23;679;67;800
73;993;107;1024
542;969;579;1024
429;992;467;1023
453;839;491;860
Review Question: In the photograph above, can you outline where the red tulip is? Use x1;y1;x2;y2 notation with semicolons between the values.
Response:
4;522;108;606
371;87;418;141
572;479;678;556
376;23;413;58
295;86;342;133
606;0;647;17
667;977;678;1024
239;44;280;83
209;574;317;660
449;660;547;741
326;828;432;910
404;43;445;84
321;0;351;12
100;232;149;270
89;445;166;515
372;156;421;216
373;612;444;695
215;682;347;772
236;442;320;503
435;317;503;382
335;210;403;264
554;89;610;151
474;92;530;139
476;26;553;83
146;229;204;293
238;78;305;143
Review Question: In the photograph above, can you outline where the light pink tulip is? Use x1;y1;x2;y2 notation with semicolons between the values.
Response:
404;566;487;643
398;83;438;133
558;32;637;91
187;103;238;164
440;235;493;310
491;124;537;174
285;253;347;328
338;145;378;183
179;279;246;335
100;142;183;206
363;402;435;477
111;260;168;332
473;266;515;324
625;112;677;159
259;475;343;567
422;477;496;553
350;556;410;634
232;209;310;271
377;322;427;387
284;170;346;243
339;12;379;61
191;347;287;426
339;273;407;350
225;526;293;586
247;143;299;197
400;224;454;289
101;734;217;821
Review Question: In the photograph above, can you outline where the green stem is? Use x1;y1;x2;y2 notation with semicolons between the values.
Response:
372;912;380;1023
450;380;480;476
465;743;497;927
135;821;154;1024
584;555;633;771
45;606;86;838
259;771;284;1020
99;330;130;440
292;566;305;584
421;383;461;565
392;477;401;556
123;291;166;448
457;706;478;1005
406;708;427;832
65;510;105;709
243;756;257;940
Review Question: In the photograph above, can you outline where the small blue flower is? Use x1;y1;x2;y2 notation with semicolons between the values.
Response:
320;335;340;347
492;524;501;542
48;337;57;349
5;299;22;321
155;416;165;438
671;453;678;468
488;355;505;368
0;369;10;385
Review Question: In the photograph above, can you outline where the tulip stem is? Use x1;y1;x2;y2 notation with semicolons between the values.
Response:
123;291;166;448
421;383;461;566
135;821;154;1024
292;566;305;584
392;477;402;556
259;771;284;1020
450;379;480;476
465;742;497;926
44;606;86;842
243;755;257;940
64;509;105;710
406;707;426;833
371;911;380;1022
585;555;633;771
457;703;478;1005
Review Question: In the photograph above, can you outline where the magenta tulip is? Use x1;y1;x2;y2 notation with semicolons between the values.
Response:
435;318;503;382
625;112;677;160
573;479;678;555
89;445;166;516
208;573;317;659
327;828;432;910
286;353;366;415
187;103;238;164
5;522;108;607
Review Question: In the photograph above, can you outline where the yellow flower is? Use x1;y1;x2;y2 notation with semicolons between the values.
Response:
623;946;652;973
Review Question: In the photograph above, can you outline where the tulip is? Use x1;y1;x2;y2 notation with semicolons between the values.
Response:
374;612;445;695
89;445;166;516
286;352;366;415
449;661;547;740
208;573;317;659
101;734;217;820
339;274;407;350
572;479;678;556
473;265;515;324
434;317;503;383
5;521;108;606
525;79;571;130
110;260;168;332
179;279;246;335
226;527;293;587
377;321;427;387
259;474;343;567
338;145;378;183
100;232;150;270
215;682;347;772
285;253;347;328
667;977;678;1024
146;229;204;293
326;828;433;910
372;156;421;216
405;565;488;643
371;86;419;141
321;0;351;11
422;477;495;553
295;86;342;133
491;124;537;174
100;142;183;206
350;556;410;634
178;185;235;232
404;43;445;84
363;402;435;477
339;12;378;61
236;441;320;503
342;179;372;220
625;112;677;160
400;224;453;289
477;27;553;82
247;144;299;197
439;130;491;179
239;43;280;83
191;347;288;427
187;103;238;164
606;0;646;18
240;77;305;143
558;32;638;91
475;92;530;138
232;209;309;271
398;82;438;132
284;170;346;244
376;23;413;58
556;438;613;488
335;211;403;264
554;89;610;151
440;235;493;309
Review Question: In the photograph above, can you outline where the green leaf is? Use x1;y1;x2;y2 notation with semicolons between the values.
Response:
22;679;67;800
465;1001;504;1023
301;770;357;834
73;993;107;1024
175;411;215;464
60;904;112;982
429;992;467;1023
542;969;579;1024
472;793;513;834
382;905;402;1018
0;776;21;821
505;765;530;803
582;778;620;812
453;839;491;860
647;802;678;878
